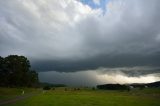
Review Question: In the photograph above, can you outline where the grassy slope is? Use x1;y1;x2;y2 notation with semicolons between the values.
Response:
2;88;160;106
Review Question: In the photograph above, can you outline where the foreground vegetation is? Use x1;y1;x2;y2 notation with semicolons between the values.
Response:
0;87;40;101
0;87;160;106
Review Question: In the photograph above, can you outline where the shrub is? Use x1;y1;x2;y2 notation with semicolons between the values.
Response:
43;86;51;90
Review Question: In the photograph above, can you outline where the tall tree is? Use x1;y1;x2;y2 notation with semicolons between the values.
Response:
0;55;39;87
0;56;6;86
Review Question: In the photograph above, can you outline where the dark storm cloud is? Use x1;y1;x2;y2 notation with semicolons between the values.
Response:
32;53;160;72
38;70;160;86
0;0;160;76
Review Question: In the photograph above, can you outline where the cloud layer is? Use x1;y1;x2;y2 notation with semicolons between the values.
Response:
39;70;160;86
0;0;160;75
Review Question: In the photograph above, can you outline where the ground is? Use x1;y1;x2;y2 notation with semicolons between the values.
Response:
0;87;160;106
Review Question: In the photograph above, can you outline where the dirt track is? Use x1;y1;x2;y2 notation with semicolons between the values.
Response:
0;93;38;105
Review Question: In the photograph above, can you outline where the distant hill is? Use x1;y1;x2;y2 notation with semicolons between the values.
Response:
145;81;160;87
128;81;160;88
97;81;160;90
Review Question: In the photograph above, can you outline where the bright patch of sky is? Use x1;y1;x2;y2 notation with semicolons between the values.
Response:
80;0;110;13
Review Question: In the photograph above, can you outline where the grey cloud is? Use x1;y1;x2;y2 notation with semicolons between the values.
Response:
97;66;160;77
31;53;160;73
39;71;100;86
0;0;160;76
39;70;160;86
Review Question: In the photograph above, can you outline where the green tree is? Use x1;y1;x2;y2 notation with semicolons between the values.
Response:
0;55;39;87
0;56;5;86
27;70;39;87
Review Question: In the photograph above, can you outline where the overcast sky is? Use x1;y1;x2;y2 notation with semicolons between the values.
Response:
0;0;160;86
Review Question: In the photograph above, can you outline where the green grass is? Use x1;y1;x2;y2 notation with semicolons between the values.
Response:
1;87;159;106
0;87;40;100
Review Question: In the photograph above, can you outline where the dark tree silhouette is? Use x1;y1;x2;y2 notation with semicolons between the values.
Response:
0;55;39;87
97;84;129;90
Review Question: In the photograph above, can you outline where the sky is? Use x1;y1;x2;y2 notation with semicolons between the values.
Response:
0;0;160;86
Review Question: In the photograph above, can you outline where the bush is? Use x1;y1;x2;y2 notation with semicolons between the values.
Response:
92;87;95;90
43;86;51;90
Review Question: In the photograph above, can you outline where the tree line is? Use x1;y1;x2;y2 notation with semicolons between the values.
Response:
97;84;130;91
0;55;39;87
97;81;160;90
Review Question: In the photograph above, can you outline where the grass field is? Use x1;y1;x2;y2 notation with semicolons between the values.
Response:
0;87;160;106
0;87;40;100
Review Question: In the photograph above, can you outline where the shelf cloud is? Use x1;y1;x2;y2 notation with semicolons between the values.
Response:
0;0;160;82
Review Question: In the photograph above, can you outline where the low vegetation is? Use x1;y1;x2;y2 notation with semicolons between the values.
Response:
0;87;159;106
0;87;40;101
